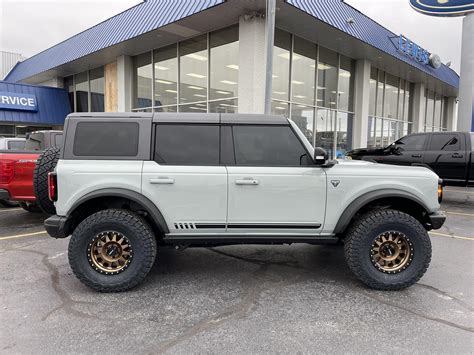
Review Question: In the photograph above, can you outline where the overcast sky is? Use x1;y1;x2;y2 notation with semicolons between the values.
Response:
0;0;464;73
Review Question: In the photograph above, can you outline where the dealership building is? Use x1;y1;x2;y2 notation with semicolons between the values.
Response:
1;0;461;156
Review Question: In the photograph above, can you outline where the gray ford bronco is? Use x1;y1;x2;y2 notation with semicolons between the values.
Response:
44;113;445;292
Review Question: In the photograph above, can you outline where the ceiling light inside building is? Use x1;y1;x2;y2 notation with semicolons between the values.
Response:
292;80;304;85
317;86;326;90
339;72;351;78
216;90;230;94
273;91;286;95
155;79;172;85
185;53;207;61
294;95;307;98
226;64;239;70
317;63;332;70
186;73;206;79
165;89;177;93
194;94;206;98
188;85;204;90
274;106;286;110
155;65;169;71
220;80;237;85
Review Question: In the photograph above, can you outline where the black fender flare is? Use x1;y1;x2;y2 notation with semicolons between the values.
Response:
68;188;169;234
333;189;430;234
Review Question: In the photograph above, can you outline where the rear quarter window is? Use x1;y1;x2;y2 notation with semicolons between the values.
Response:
73;122;139;157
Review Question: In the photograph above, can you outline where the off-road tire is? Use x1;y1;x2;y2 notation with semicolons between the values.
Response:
19;202;42;213
33;147;60;215
344;209;431;290
68;209;157;292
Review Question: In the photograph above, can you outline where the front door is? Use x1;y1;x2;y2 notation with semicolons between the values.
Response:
226;124;326;234
383;133;428;166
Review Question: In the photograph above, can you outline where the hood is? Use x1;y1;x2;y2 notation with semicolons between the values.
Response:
347;147;385;157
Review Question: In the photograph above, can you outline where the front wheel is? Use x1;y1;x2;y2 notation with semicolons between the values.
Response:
68;209;157;292
344;209;431;290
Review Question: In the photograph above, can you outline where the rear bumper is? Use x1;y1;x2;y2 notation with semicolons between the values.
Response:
427;211;446;230
0;189;9;200
44;215;72;239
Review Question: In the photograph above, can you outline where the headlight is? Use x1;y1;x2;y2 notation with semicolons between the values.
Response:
438;180;444;203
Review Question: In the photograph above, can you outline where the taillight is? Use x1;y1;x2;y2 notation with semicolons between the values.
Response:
0;160;15;184
48;172;57;201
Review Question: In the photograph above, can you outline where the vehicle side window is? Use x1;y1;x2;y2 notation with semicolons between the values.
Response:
396;135;426;151
7;141;25;150
24;133;43;150
154;124;219;165
428;134;460;151
232;125;311;166
73;122;139;156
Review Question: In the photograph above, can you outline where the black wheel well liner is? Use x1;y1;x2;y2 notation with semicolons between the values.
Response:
65;188;169;236
333;189;431;234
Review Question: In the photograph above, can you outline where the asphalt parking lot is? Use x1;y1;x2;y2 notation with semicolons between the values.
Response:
0;187;473;353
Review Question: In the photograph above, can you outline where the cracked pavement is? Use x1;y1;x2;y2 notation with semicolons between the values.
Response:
0;187;473;353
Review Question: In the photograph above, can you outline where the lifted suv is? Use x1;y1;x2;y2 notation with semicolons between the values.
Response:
45;113;445;292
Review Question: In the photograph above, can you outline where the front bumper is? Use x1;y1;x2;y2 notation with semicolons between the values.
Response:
0;189;10;200
44;215;72;239
427;211;446;230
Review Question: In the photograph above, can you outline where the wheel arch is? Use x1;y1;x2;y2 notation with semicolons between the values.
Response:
333;189;431;235
66;188;169;236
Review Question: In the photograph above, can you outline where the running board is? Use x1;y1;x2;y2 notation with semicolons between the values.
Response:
162;235;339;245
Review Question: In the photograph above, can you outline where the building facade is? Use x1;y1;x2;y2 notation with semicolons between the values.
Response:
2;0;460;156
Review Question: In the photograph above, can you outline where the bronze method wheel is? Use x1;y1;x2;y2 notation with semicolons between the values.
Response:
88;231;133;275
370;231;413;274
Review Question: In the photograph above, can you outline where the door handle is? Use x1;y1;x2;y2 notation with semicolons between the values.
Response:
411;154;422;158
235;178;259;186
149;177;174;184
451;153;463;158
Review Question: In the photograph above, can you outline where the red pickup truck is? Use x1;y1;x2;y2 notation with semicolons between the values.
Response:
0;130;62;212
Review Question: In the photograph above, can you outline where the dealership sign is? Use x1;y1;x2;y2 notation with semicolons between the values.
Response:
397;35;441;68
0;92;38;112
409;0;474;17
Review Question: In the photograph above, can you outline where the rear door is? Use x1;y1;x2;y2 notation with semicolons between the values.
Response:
142;123;227;235
225;124;326;234
423;133;467;182
383;134;428;166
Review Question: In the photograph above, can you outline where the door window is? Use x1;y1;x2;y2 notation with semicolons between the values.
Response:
396;134;426;151
428;134;460;151
154;124;219;165
232;125;311;166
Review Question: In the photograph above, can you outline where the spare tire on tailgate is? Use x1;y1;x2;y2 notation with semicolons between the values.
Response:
34;147;60;215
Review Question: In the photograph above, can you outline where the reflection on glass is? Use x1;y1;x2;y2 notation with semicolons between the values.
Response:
180;35;208;104
75;71;88;112
134;52;152;109
272;29;291;101
179;103;208;113
336;112;353;158
405;83;413;122
271;101;289;117
376;70;384;116
155;106;177;113
154;44;178;108
209;99;238;113
90;67;104;112
291;104;314;144
369;68;377;116
291;36;316;106
317;47;338;109
384;74;399;119
434;94;442;128
210;25;239;101
338;56;354;112
367;116;376;148
398;79;405;120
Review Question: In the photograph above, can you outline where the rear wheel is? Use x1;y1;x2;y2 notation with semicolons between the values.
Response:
33;147;60;215
68;209;157;292
344;209;431;290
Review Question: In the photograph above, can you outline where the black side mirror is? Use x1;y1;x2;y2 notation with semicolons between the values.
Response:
314;147;328;165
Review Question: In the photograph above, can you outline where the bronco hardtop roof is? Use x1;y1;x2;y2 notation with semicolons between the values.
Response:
66;112;288;125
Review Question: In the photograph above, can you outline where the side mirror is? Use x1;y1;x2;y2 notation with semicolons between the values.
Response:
313;147;328;165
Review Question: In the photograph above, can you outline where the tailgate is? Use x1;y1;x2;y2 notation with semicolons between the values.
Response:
0;152;40;201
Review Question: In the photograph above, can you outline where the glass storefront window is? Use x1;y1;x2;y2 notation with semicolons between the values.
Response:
369;68;377;117
271;101;289;117
75;71;88;112
179;35;208;104
290;104;314;144
336;112;353;158
154;44;178;108
384;74;399;119
64;76;74;111
434;94;442;128
338;55;354;112
209;99;238;113
314;108;335;157
210;25;239;101
425;90;435;128
272;29;291;102
376;70;384;116
398;79;405;120
134;52;152;109
317;47;338;109
89;67;104;112
291;37;316;106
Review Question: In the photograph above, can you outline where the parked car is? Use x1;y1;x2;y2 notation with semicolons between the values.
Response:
347;132;474;187
0;130;62;212
45;113;444;292
0;137;26;150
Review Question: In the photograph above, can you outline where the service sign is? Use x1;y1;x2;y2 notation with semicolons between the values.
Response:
398;35;430;65
0;92;38;112
409;0;474;17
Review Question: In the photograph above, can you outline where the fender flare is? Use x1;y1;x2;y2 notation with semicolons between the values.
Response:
68;188;169;234
333;189;430;234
